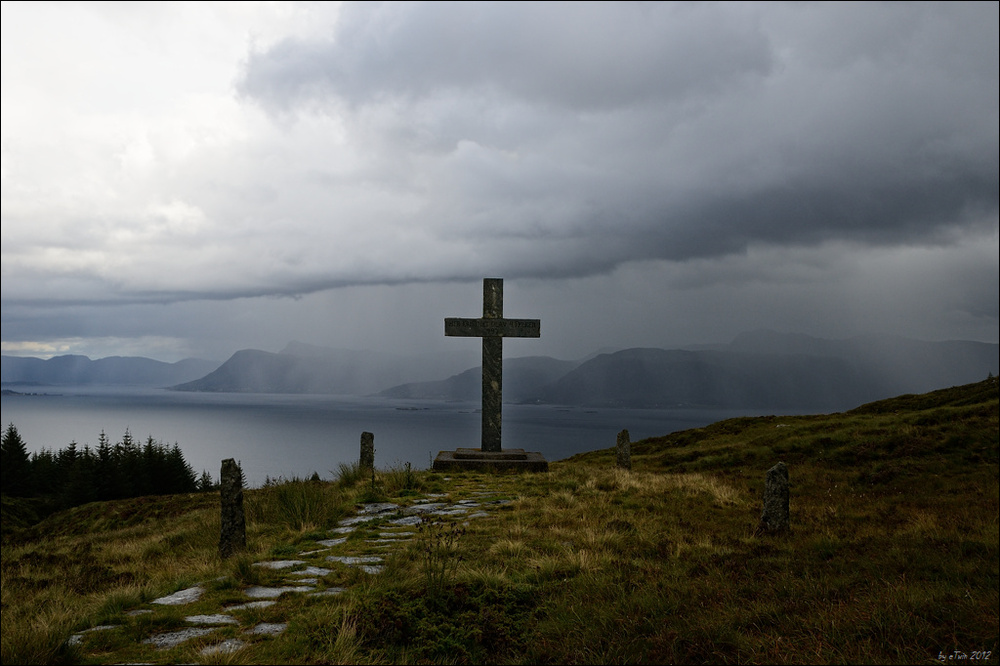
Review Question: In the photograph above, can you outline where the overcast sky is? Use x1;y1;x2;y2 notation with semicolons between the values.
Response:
2;1;997;364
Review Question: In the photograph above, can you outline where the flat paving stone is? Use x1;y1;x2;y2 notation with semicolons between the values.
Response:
329;526;354;534
200;638;246;656
253;559;306;569
246;622;288;636
67;625;119;646
290;566;332;576
326;555;383;565
298;549;327;556
402;502;447;514
432;508;470;516
387;515;423;526
244;585;315;599
185;614;239;625
310;587;347;597
327;555;384;574
226;600;276;611
143;627;216;649
358;502;401;514
151;586;203;605
339;515;382;526
316;537;347;547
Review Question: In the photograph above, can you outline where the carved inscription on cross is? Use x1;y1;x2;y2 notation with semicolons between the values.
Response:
445;278;540;452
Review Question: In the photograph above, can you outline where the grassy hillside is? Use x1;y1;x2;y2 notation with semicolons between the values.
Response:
2;378;997;664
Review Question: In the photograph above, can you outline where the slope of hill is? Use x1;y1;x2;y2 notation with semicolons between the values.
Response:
727;329;998;396
2;379;996;665
538;347;878;410
1;354;218;388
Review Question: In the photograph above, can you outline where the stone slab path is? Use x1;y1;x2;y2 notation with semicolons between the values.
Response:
66;487;512;662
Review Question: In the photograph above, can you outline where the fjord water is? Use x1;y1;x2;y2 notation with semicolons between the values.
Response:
2;387;766;487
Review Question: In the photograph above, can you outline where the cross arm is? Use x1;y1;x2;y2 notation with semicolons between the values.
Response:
445;317;541;338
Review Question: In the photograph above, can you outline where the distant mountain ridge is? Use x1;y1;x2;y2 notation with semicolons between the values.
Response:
1;355;218;388
5;332;996;413
378;356;579;402
379;332;998;411
171;343;477;395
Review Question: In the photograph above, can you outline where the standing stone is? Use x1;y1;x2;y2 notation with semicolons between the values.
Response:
758;461;789;533
360;432;375;469
616;429;632;470
219;458;246;558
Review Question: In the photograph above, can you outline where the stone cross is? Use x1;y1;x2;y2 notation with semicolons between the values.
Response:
445;278;540;452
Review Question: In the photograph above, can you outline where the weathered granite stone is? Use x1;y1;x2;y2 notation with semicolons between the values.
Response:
360;431;375;469
226;600;276;611
143;627;216;649
246;622;287;636
67;625;118;646
326;555;383;565
291;566;332;577
200;638;246;656
388;515;424;526
616;429;632;470
151;585;204;605
338;514;382;526
185;614;238;625
759;462;790;533
219;458;246;559
358;502;401;514
252;559;305;569
244;585;314;598
441;278;544;463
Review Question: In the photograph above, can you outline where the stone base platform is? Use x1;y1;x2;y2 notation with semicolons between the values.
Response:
432;448;549;473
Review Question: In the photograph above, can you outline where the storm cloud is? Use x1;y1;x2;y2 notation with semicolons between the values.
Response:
1;2;997;361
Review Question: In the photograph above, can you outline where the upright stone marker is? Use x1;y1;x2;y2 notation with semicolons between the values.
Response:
434;278;548;472
758;461;790;534
360;432;375;469
616;429;632;470
218;458;246;558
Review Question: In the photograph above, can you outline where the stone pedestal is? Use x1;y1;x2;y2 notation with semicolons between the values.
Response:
432;448;548;472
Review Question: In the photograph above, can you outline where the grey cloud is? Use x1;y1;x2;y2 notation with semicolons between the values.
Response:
234;1;997;288
240;2;772;111
2;2;996;363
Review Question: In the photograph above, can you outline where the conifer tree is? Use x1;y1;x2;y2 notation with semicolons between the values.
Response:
1;423;30;496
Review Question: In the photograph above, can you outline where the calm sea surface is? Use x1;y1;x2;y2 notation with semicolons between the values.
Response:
1;387;768;487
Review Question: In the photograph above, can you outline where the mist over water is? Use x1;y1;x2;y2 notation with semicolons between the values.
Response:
2;387;777;487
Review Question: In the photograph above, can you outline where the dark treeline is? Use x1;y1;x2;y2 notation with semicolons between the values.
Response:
1;423;209;510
